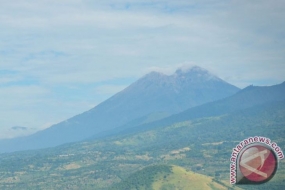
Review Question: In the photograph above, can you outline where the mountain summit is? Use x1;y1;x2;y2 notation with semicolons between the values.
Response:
125;66;239;115
0;66;240;152
174;66;222;82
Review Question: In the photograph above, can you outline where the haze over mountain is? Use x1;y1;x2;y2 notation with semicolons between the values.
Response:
0;66;240;153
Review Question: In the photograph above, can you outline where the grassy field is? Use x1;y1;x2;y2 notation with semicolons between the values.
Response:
152;165;230;190
111;165;241;190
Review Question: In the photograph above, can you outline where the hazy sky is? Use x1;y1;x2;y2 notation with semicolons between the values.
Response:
1;0;285;139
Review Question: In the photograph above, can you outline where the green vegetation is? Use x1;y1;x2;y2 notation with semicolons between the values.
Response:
110;165;172;190
110;165;236;190
0;101;284;189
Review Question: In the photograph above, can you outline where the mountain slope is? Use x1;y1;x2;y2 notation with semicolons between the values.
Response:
0;66;239;153
120;81;285;135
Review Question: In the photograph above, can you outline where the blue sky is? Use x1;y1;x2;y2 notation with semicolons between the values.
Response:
0;0;285;139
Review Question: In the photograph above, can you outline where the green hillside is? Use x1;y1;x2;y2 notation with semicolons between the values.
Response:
0;100;284;189
110;165;235;190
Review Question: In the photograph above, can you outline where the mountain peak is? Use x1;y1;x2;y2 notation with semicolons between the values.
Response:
0;65;240;153
140;66;218;82
175;65;208;75
174;65;221;82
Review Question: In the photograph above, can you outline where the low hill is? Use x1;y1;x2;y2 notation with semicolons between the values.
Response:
110;165;232;190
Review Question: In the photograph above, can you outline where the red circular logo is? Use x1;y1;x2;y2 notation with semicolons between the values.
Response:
239;144;277;183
